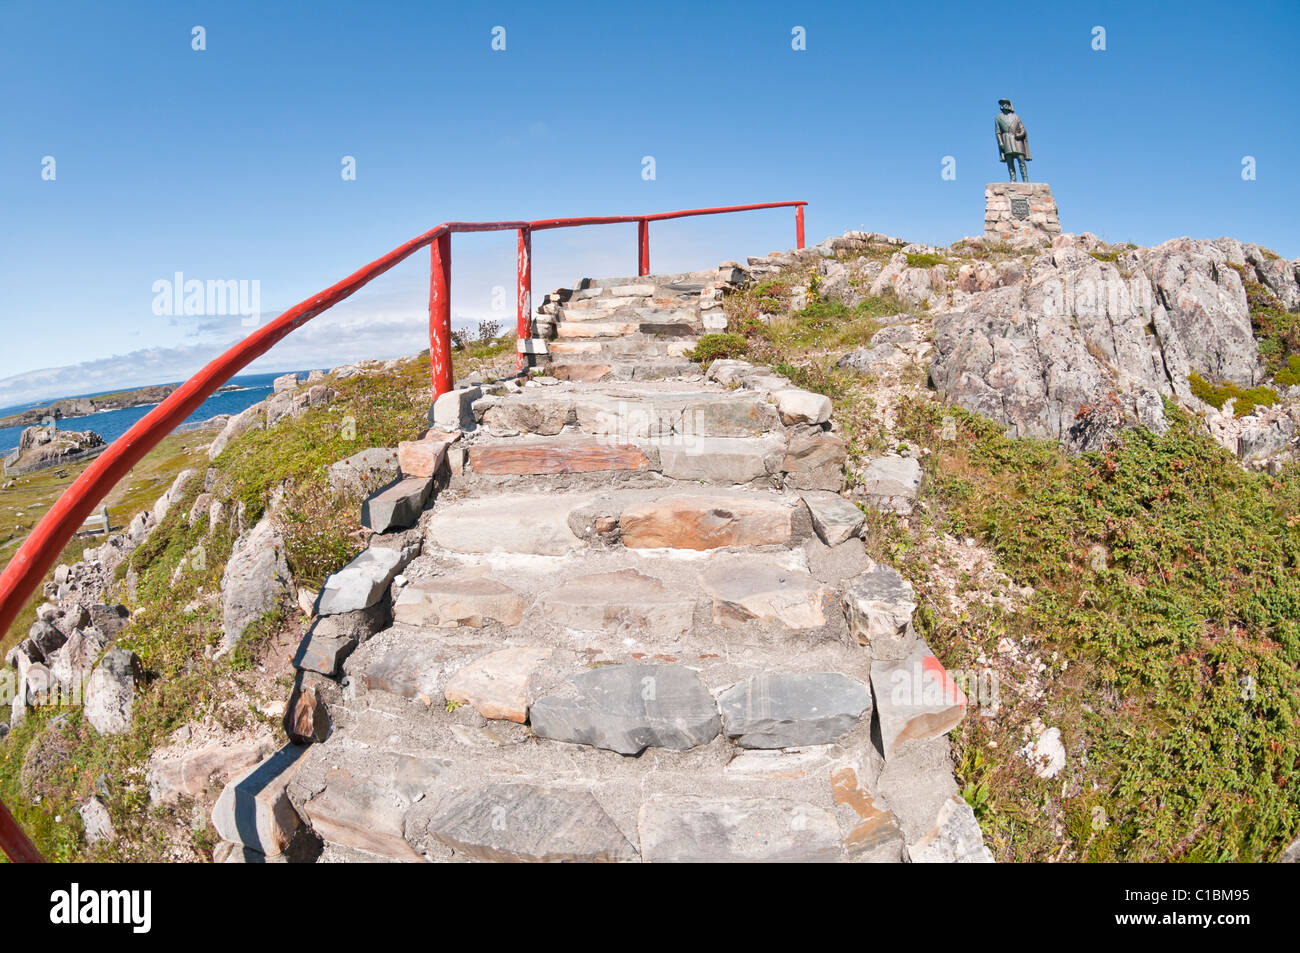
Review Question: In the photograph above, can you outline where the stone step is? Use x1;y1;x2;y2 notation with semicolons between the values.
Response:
456;433;786;486
473;387;784;440
285;718;890;862
548;337;695;359
423;487;813;556
545;360;701;383
466;436;652;476
554;317;700;339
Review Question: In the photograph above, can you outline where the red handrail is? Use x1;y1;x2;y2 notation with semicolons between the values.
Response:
0;199;806;861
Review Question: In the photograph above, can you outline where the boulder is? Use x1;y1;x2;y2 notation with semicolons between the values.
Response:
773;389;833;426
207;404;264;461
84;649;141;735
221;516;293;649
430;385;482;431
327;448;399;497
857;456;922;515
698;560;831;629
841;564;918;659
79;797;115;844
908;794;994;863
781;433;847;491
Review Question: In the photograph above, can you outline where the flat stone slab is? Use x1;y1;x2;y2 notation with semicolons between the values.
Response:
620;494;797;550
426;493;584;555
469;438;649;475
698;560;831;629
392;569;527;628
871;643;966;760
529;664;720;755
802;492;865;546
655;436;784;484
908;795;994;863
717;673;871;748
292;751;448;862
540;569;697;636
412;783;637;862
362;476;433;533
317;547;407;615
444;646;553;723
344;633;478;707
480;390;781;440
638;796;841;863
841;563;918;659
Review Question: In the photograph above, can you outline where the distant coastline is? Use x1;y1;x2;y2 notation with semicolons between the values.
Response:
0;373;293;458
0;382;250;429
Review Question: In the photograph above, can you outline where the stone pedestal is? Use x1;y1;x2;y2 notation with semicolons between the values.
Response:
984;182;1060;244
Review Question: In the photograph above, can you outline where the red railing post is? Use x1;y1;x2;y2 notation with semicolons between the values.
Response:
516;227;532;371
0;799;43;863
429;231;453;398
796;205;805;249
637;219;649;276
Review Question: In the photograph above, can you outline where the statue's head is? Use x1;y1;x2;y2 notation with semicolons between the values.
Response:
998;98;1013;112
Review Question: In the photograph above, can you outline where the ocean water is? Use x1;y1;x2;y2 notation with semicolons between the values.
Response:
0;372;305;457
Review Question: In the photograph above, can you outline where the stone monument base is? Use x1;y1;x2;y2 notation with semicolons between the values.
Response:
984;182;1060;244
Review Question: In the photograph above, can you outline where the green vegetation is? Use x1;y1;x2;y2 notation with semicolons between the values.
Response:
684;333;747;366
1187;372;1277;417
1;429;218;660
0;348;483;861
904;252;948;269
713;259;1300;862
1229;263;1300;379
896;399;1300;861
1275;355;1300;388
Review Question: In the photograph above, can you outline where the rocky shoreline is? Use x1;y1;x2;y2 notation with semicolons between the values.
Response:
0;384;180;430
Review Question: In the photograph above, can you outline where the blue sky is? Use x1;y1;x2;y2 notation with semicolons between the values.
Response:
1;0;1297;405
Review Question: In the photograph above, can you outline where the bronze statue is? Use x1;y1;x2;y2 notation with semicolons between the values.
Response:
995;98;1031;182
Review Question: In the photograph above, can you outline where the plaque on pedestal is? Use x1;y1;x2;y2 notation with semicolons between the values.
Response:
984;183;1061;244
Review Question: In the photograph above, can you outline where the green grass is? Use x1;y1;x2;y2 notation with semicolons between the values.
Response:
904;252;948;269
0;353;448;861
1;428;218;659
897;398;1300;861
1188;372;1277;417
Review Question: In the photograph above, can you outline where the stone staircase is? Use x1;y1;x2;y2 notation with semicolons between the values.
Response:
211;265;994;864
531;270;730;382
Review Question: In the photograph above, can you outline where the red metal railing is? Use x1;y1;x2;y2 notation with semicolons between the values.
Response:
0;199;805;861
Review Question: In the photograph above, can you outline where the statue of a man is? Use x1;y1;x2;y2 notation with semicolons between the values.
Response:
995;98;1031;182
